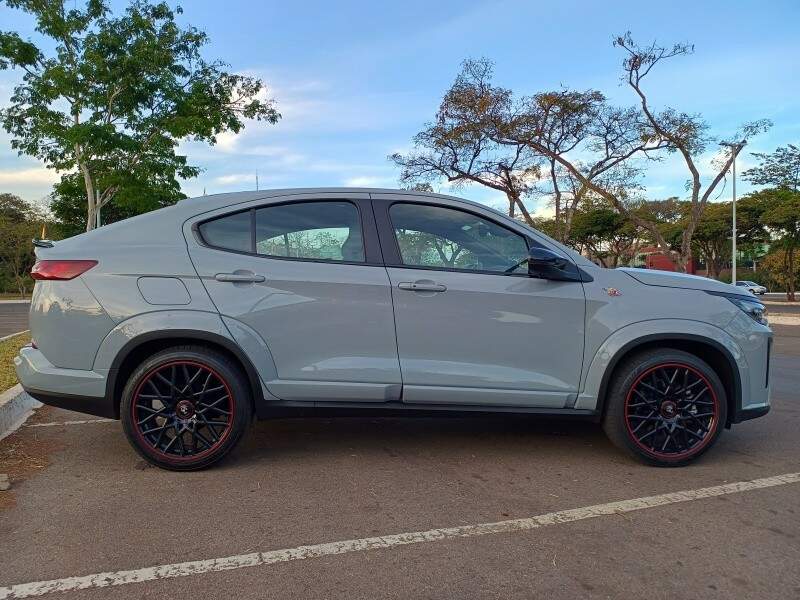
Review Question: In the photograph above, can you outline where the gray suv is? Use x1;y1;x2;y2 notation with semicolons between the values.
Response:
15;189;772;470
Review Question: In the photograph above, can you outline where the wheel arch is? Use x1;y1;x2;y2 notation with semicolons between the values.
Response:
594;334;741;427
106;329;264;419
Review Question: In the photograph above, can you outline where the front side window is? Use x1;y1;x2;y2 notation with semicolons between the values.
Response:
255;201;364;262
390;203;529;274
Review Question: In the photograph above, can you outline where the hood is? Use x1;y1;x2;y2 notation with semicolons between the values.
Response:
618;268;740;294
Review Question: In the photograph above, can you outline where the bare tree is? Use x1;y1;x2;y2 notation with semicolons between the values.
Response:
391;59;541;224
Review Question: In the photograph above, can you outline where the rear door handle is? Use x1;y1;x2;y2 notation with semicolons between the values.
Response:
397;281;447;292
214;272;265;283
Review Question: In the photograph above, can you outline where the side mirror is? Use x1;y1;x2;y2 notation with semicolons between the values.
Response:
528;247;582;282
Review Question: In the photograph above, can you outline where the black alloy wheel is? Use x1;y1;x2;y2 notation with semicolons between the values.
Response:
121;346;251;470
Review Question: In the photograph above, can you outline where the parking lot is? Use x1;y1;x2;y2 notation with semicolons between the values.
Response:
1;310;799;598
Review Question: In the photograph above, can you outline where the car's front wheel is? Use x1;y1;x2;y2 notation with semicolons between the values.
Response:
121;345;252;471
603;349;727;467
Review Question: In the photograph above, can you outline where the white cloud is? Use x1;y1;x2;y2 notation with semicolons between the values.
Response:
0;167;60;185
213;173;257;186
343;175;395;187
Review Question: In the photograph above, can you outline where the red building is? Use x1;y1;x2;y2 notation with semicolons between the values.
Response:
637;247;697;274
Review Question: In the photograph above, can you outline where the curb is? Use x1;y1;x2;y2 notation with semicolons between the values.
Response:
0;299;30;304
0;384;41;442
0;330;30;343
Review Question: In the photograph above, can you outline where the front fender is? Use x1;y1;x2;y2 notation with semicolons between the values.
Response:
575;319;745;412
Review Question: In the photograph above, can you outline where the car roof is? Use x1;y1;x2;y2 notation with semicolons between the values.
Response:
177;188;501;215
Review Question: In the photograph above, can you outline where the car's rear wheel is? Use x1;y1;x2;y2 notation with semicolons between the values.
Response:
121;345;251;471
603;349;727;467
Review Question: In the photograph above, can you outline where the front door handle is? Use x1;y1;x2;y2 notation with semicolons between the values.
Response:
398;281;447;292
215;271;265;283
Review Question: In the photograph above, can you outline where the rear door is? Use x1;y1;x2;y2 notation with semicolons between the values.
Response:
373;195;586;408
186;193;402;402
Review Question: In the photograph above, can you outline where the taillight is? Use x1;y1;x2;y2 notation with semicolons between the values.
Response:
31;260;98;281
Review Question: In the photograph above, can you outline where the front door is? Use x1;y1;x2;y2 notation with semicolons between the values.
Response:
376;198;586;408
187;194;402;402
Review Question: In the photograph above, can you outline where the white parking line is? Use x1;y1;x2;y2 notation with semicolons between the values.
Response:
26;419;114;428
0;330;29;343
1;471;798;599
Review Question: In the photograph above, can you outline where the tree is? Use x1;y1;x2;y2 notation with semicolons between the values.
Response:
0;0;279;232
48;171;180;237
568;206;639;268
761;250;800;299
755;188;800;300
743;144;800;191
691;202;731;279
0;196;52;296
0;192;29;222
492;34;770;272
391;59;541;224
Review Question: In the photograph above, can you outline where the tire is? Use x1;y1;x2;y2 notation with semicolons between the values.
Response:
602;349;727;467
121;345;252;471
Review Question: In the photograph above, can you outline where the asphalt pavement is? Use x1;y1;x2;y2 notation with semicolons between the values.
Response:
0;302;29;338
1;313;799;598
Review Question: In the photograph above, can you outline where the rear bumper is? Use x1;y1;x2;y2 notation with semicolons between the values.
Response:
14;346;116;419
734;404;770;423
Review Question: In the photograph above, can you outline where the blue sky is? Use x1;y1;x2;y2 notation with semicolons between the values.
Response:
1;0;799;215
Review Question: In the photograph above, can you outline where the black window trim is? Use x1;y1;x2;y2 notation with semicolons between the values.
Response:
376;198;542;278
193;198;383;266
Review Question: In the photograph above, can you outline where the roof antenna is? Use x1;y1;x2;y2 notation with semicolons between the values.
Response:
255;170;259;191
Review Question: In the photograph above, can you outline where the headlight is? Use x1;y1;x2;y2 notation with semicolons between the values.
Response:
707;291;768;325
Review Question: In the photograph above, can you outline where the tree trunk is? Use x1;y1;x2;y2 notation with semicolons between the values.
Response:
80;161;97;232
787;246;796;302
710;258;721;280
506;193;515;218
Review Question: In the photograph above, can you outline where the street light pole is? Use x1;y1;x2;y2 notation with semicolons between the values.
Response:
732;153;737;283
720;141;746;283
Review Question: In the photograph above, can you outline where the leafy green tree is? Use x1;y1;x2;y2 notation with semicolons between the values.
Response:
760;250;799;297
755;188;800;300
569;207;639;268
0;0;279;232
48;172;180;237
0;192;29;222
743;144;800;191
0;196;54;296
691;202;730;279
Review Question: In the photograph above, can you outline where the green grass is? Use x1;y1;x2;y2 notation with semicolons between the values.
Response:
0;332;30;392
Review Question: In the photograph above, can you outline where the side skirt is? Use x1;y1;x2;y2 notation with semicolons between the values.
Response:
256;400;600;421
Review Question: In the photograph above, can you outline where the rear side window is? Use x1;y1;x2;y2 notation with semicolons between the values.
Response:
255;201;364;262
197;210;251;252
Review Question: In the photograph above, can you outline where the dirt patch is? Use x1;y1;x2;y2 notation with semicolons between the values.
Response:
0;406;60;510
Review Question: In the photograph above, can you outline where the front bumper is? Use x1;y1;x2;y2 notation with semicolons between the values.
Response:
14;345;116;419
727;313;772;424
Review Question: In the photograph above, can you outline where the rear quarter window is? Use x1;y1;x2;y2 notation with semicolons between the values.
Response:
198;211;252;252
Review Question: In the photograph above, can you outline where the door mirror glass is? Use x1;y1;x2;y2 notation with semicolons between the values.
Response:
528;247;582;281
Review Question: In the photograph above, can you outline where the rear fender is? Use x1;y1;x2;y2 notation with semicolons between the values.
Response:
94;310;278;417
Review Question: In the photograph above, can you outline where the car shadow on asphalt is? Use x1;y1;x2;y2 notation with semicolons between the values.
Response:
223;415;621;470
